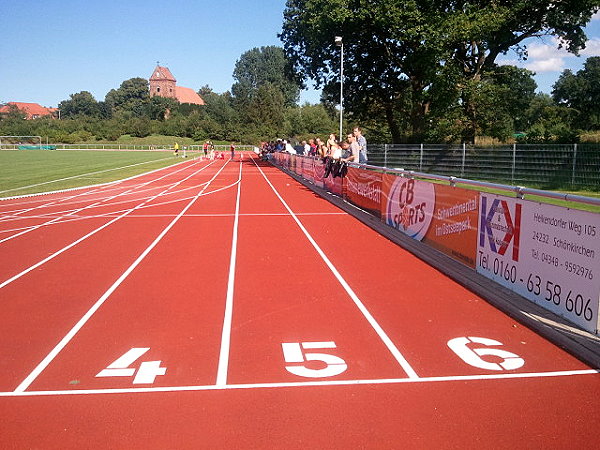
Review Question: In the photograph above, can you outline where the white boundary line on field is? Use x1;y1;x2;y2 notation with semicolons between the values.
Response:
0;160;216;290
0;160;205;244
251;156;420;379
0;369;596;398
0;156;194;200
13;159;231;393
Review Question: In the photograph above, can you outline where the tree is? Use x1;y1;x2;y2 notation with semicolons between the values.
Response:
553;56;600;130
58;91;100;117
281;0;599;143
105;77;150;115
232;46;301;108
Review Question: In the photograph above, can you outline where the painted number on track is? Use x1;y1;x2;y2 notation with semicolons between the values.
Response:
282;341;347;378
447;337;525;371
96;347;167;384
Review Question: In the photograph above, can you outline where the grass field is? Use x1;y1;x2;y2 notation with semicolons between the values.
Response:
0;150;188;197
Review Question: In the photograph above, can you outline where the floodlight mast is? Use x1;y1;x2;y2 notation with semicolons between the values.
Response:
335;36;343;142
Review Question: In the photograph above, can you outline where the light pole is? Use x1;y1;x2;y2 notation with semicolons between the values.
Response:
335;36;343;141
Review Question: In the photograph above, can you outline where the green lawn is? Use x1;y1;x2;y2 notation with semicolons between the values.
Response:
0;150;190;197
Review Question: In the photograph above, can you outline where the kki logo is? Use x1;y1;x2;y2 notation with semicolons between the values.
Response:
386;178;434;241
479;196;522;261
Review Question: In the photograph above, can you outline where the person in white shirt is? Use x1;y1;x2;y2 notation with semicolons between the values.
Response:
284;140;296;154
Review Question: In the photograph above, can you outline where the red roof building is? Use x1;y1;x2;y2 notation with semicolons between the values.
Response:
149;66;204;105
0;102;58;120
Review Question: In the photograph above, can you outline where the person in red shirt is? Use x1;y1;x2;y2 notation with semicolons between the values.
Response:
230;142;236;160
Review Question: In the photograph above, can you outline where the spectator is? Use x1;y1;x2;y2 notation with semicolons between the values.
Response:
316;138;327;158
302;140;310;156
326;133;337;153
308;138;317;156
284;140;296;154
345;133;360;163
353;127;367;163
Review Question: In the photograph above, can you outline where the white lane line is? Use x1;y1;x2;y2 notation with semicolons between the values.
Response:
0;158;206;220
0;160;217;290
0;160;206;244
216;161;243;387
13;160;231;393
252;157;420;379
0;157;174;195
1;369;596;397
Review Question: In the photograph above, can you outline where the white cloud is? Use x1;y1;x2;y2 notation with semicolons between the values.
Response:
580;38;600;56
525;57;566;73
526;40;568;59
592;11;600;21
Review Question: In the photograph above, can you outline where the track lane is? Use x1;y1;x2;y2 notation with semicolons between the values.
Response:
22;160;240;391
0;159;228;391
224;159;417;385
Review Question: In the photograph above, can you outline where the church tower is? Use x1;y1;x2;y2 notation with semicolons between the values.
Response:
149;65;177;99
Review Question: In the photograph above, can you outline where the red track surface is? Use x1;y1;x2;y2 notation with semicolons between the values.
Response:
1;156;598;448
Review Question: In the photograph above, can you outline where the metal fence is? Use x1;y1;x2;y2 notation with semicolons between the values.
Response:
368;144;600;189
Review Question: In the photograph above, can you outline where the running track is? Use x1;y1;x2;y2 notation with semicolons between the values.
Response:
0;156;598;448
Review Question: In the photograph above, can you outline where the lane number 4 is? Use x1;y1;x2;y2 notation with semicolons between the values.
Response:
282;341;347;378
448;337;525;371
96;347;167;384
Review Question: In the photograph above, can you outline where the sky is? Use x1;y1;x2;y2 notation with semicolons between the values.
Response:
1;1;599;108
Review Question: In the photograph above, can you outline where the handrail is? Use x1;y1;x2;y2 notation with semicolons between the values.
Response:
355;163;600;207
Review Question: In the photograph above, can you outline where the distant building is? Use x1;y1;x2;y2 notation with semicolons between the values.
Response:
149;66;205;106
0;102;58;120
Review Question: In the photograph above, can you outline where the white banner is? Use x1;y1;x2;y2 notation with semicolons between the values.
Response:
476;194;600;334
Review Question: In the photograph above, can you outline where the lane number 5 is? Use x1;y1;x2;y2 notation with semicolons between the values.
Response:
282;341;347;378
448;337;525;371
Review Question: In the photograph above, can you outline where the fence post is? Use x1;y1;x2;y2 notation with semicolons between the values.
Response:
420;143;424;171
572;143;578;186
384;144;388;167
512;143;516;184
461;143;466;177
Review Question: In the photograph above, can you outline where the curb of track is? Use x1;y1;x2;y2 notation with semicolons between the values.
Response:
272;161;600;370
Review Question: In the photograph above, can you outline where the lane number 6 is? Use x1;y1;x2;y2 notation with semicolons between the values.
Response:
281;341;347;378
448;336;525;371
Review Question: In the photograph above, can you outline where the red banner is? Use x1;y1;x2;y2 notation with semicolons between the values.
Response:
313;159;325;188
381;173;478;267
345;167;382;217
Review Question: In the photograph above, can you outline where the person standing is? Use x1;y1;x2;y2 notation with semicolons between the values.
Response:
347;133;360;163
203;141;209;159
174;142;180;157
353;127;367;163
230;142;236;160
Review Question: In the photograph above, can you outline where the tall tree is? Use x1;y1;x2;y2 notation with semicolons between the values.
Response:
553;56;600;130
58;91;100;117
231;46;301;108
105;77;150;115
281;0;599;143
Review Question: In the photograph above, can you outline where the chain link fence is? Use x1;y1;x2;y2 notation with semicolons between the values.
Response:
367;143;600;189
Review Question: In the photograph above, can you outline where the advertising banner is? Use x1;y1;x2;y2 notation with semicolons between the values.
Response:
289;154;297;174
381;174;478;267
345;167;382;217
313;159;325;189
477;194;600;333
302;157;314;183
323;171;343;195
